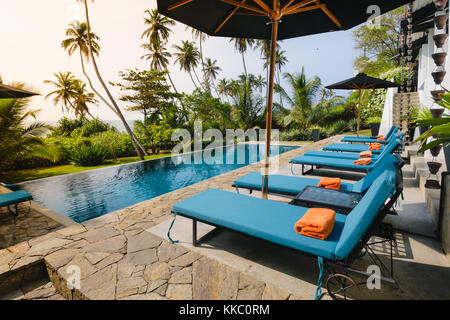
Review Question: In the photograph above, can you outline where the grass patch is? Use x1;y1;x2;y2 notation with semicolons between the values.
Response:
342;129;371;136
0;153;171;184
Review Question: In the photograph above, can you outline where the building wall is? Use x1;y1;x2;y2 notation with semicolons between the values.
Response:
415;27;448;161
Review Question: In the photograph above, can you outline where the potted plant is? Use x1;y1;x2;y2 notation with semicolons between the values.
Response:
367;117;381;137
416;108;433;135
415;93;450;170
310;126;321;142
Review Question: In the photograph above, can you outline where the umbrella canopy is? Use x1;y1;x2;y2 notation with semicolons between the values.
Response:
326;73;400;136
326;73;401;90
0;83;39;99
157;0;410;40
157;0;410;198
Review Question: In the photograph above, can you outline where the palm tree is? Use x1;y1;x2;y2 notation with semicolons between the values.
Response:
229;79;263;130
76;0;147;160
141;9;175;45
278;68;322;131
217;78;231;103
186;27;209;80
203;58;221;96
230;38;255;79
0;89;60;171
253;74;267;95
61;21;113;115
72;80;98;119
173;40;201;89
44;72;97;119
275;49;288;106
44;72;79;115
142;41;175;85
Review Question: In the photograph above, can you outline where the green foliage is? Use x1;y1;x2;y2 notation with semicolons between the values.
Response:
90;131;134;160
70;118;115;137
70;145;108;167
414;93;450;152
134;120;174;152
50;117;85;137
0;93;61;172
111;69;180;123
183;89;234;132
353;7;403;73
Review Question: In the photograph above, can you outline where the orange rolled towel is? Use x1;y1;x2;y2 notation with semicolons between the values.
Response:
294;208;336;240
369;143;380;151
377;137;385;141
318;177;341;190
359;151;372;158
353;158;372;165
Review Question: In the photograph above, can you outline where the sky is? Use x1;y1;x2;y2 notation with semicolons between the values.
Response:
0;0;360;123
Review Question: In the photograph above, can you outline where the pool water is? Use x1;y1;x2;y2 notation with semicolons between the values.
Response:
20;144;298;223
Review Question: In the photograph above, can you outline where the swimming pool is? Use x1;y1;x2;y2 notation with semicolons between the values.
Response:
20;144;298;223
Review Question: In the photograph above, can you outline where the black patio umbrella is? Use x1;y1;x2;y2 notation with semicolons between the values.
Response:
326;73;400;136
0;83;39;99
157;0;410;198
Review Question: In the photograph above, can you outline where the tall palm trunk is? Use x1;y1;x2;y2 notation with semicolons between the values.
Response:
192;68;204;90
166;71;188;122
277;68;283;107
189;72;199;89
82;0;146;160
242;53;248;79
80;51;147;157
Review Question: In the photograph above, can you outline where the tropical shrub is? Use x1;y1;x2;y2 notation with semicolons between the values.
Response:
70;145;108;166
70;118;115;138
415;93;450;152
0;94;60;171
91;131;134;160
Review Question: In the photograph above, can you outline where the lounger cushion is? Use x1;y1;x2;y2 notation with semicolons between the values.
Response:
342;126;396;140
323;143;383;154
334;170;396;259
305;151;380;161
0;190;32;206
173;189;347;260
233;172;354;195
290;155;374;171
341;127;398;143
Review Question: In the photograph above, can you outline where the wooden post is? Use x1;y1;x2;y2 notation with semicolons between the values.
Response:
357;88;361;137
262;18;279;199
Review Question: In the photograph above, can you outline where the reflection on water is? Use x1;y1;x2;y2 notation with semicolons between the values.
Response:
21;144;298;223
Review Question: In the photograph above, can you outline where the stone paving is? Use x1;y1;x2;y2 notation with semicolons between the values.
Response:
0;186;63;250
9;135;447;300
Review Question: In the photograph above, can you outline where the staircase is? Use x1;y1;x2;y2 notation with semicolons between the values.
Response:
387;144;447;239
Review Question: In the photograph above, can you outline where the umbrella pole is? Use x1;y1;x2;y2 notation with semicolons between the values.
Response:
357;88;361;137
262;19;278;199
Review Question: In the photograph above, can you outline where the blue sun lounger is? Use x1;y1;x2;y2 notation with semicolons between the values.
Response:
290;139;400;175
232;154;402;199
0;190;33;216
323;132;404;155
170;169;401;299
341;126;398;144
342;126;397;141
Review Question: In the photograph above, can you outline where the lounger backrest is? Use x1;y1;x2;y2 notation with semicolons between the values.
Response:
372;138;400;167
351;154;399;193
386;126;399;140
334;169;397;260
385;126;396;139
